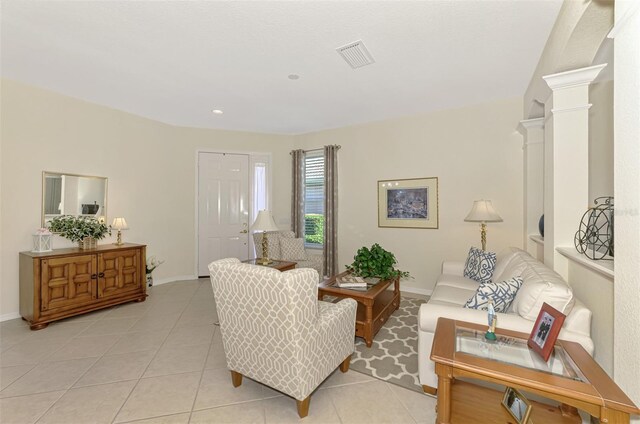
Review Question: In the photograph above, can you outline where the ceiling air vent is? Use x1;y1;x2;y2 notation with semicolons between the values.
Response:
336;40;375;69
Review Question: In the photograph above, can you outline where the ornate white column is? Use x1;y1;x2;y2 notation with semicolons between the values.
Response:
517;118;544;258
542;64;606;278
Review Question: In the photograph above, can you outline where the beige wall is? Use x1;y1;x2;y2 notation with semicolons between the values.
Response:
295;97;524;294
0;80;524;314
0;79;294;319
613;0;640;413
567;263;613;375
589;79;614;200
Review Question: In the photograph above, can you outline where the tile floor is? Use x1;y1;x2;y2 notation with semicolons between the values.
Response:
0;279;436;424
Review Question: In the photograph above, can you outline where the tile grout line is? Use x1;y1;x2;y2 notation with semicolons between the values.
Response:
33;307;143;423
110;281;204;424
187;303;219;423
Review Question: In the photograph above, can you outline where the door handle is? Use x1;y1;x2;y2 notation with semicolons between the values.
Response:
239;229;248;234
98;272;105;278
91;274;97;280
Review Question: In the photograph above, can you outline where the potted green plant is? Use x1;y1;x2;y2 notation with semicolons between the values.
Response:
48;215;111;249
346;243;410;280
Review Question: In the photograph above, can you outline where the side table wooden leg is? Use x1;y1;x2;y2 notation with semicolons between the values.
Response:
435;365;452;424
600;407;630;424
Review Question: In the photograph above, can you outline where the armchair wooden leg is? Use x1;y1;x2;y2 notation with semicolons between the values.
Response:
339;354;352;373
422;384;437;395
296;396;311;418
230;371;243;387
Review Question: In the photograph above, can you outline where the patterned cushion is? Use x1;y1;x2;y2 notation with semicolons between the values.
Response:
464;277;524;312
280;238;306;261
463;247;497;284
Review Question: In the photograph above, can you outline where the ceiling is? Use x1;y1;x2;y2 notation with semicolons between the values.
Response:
1;1;563;135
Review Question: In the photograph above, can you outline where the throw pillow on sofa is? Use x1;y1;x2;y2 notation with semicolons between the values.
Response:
280;238;306;261
463;247;497;284
464;277;524;313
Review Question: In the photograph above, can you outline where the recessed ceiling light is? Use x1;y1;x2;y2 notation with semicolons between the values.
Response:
288;74;300;80
212;109;223;114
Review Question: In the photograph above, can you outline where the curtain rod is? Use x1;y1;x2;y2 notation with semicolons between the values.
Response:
290;145;341;155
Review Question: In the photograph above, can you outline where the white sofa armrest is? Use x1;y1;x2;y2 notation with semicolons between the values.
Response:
442;261;465;276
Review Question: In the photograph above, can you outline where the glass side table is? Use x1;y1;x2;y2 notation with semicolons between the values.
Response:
455;325;586;382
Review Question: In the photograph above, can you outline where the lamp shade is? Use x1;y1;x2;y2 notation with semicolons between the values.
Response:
111;217;129;230
464;200;503;223
252;210;278;232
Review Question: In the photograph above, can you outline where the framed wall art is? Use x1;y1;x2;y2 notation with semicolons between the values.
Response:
378;177;438;229
527;302;566;362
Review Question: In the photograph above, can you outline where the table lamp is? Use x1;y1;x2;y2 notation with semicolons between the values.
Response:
252;210;278;265
464;200;503;251
111;217;129;246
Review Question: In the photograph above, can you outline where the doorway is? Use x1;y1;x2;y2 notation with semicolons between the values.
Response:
197;152;250;276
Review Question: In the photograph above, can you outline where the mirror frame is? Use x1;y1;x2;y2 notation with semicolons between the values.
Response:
41;171;108;227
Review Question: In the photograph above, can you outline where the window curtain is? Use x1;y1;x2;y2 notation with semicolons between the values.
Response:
323;145;339;277
291;149;306;238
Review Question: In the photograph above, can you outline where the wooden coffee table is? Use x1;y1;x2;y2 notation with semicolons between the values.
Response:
430;318;640;424
242;258;296;271
318;272;400;347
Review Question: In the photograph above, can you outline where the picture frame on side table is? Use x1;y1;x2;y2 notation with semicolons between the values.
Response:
527;302;566;361
502;387;532;424
378;177;438;229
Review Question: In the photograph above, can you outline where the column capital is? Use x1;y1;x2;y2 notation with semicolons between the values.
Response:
542;64;607;91
517;118;545;135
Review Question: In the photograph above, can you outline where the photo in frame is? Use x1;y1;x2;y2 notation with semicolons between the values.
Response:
378;177;438;229
527;302;566;362
502;387;532;424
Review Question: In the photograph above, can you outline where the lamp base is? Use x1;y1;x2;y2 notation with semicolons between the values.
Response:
257;258;273;266
114;230;124;246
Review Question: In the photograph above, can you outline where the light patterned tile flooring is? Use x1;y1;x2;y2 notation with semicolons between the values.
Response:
0;279;436;424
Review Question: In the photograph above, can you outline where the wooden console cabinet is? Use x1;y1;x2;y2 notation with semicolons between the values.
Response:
19;243;147;330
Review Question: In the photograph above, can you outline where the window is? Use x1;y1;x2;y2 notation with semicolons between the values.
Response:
304;151;324;248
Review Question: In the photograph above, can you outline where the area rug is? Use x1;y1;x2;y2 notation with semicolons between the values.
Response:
350;296;427;393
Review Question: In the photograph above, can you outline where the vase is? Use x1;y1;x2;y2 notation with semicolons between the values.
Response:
538;215;544;238
146;274;153;287
78;237;97;249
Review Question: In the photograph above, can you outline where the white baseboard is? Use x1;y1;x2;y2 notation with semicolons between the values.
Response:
400;286;433;297
151;275;199;286
0;312;21;322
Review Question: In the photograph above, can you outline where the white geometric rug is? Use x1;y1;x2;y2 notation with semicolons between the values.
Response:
350;296;427;393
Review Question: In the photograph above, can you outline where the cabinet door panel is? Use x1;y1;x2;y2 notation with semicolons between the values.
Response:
98;249;142;298
41;255;97;312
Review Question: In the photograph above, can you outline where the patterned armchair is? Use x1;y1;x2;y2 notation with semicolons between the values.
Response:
253;230;323;277
208;258;357;418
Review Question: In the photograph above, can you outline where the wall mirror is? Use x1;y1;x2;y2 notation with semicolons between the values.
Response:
42;171;108;226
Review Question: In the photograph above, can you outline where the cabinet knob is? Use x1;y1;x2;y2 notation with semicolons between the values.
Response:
98;272;105;278
91;274;97;279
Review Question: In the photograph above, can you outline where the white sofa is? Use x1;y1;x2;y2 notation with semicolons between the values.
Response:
418;247;594;391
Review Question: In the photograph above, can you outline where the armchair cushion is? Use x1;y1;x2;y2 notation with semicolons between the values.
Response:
280;238;307;261
253;230;323;277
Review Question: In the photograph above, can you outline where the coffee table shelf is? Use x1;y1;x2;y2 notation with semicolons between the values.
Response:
318;272;400;347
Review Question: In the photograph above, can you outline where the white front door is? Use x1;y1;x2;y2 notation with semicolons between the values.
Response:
198;152;250;276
